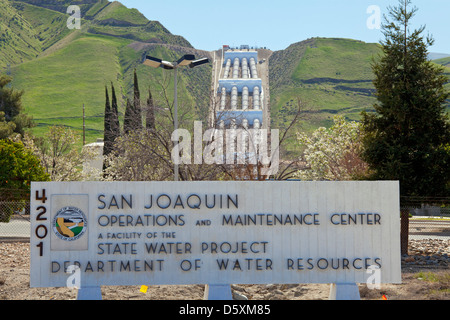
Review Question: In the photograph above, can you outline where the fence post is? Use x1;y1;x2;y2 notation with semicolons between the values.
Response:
204;284;233;300
77;286;102;300
329;283;361;300
400;208;409;255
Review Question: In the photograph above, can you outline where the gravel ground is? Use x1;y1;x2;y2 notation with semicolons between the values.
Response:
0;239;448;300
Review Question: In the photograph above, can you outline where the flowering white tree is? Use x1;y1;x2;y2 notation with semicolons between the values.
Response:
19;126;100;181
296;115;368;181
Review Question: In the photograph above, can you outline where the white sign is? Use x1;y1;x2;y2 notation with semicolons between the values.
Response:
30;181;401;288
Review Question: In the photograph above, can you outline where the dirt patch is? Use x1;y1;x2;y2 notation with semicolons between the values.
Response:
0;241;448;300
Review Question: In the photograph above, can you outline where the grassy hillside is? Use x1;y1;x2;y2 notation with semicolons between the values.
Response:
0;0;41;69
434;56;450;68
434;57;450;100
3;0;209;149
12;33;128;142
93;0;148;25
292;38;380;81
269;38;381;157
14;0;99;15
84;0;108;18
11;1;75;51
270;38;381;121
269;38;450;158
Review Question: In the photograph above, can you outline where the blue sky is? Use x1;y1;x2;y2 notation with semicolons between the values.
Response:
119;0;450;54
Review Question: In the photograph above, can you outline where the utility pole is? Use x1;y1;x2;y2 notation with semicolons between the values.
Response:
83;104;86;146
143;54;210;181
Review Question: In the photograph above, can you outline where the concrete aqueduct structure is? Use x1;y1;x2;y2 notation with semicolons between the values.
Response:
212;46;271;131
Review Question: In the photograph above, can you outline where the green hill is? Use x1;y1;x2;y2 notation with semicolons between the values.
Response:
434;57;450;94
269;37;450;158
92;0;149;25
3;0;210;147
434;56;450;68
14;0;99;15
0;0;41;68
269;38;381;124
269;38;382;157
12;1;75;51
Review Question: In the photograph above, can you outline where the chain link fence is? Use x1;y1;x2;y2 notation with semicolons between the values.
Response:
0;189;30;240
0;201;30;239
402;197;450;240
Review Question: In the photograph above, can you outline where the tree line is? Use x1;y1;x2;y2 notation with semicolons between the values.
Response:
103;69;155;160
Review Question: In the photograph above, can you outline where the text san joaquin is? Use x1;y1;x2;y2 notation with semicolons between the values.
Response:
97;193;239;210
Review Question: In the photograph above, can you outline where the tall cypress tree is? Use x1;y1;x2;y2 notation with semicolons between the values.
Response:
133;69;142;131
124;69;143;133
103;85;115;174
362;0;450;198
146;87;155;130
123;98;133;134
110;82;120;140
103;86;113;157
361;0;450;254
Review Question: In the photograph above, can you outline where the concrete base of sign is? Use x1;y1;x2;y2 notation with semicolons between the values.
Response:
329;283;361;300
77;286;102;300
204;284;233;300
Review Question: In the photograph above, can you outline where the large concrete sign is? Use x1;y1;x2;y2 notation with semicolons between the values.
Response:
30;181;401;288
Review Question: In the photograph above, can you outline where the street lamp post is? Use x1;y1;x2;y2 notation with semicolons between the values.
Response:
143;54;210;181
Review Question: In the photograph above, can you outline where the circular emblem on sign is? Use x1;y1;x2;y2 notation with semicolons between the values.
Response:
53;207;87;241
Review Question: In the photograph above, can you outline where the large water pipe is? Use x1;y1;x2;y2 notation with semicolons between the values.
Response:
232;58;240;79
242;118;249;129
253;86;260;110
231;86;238;110
242;58;249;79
250;57;258;78
242;86;249;110
220;87;227;110
223;59;231;79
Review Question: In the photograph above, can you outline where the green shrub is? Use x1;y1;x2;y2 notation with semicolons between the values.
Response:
0;139;49;222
